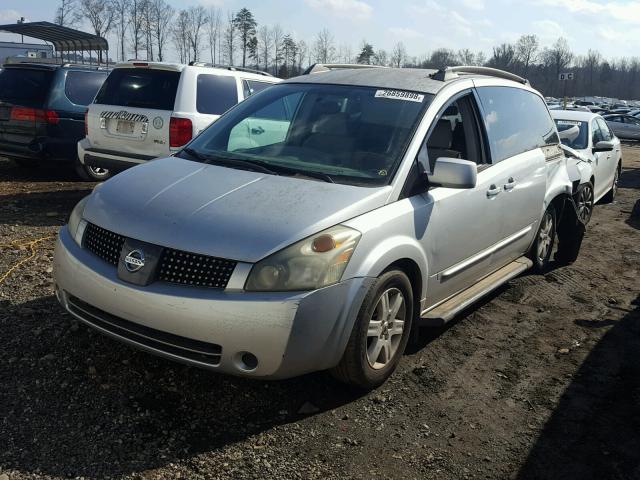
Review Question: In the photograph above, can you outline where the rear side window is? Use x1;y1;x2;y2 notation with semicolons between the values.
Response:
95;68;180;110
476;86;559;163
64;71;109;106
196;74;239;115
242;80;273;98
0;68;54;107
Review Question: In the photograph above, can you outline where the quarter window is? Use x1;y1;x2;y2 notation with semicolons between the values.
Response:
476;86;559;163
196;74;239;115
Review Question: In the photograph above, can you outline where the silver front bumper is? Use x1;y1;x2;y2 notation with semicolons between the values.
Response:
54;227;372;379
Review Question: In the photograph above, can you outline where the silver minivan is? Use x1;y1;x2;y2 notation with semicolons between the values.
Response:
54;66;590;388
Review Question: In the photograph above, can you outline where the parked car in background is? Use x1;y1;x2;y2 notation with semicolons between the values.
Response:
0;62;109;179
55;65;592;389
78;61;280;180
602;114;640;141
552;110;622;213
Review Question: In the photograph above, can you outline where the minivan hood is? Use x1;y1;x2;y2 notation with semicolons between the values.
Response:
84;157;391;263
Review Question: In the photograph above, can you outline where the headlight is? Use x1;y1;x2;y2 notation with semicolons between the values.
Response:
68;196;89;246
245;225;361;292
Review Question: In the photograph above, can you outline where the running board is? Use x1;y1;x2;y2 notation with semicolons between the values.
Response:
421;256;533;326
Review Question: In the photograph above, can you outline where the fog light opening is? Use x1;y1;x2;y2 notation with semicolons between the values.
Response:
236;351;259;371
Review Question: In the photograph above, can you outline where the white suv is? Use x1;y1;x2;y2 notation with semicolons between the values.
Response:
77;61;280;180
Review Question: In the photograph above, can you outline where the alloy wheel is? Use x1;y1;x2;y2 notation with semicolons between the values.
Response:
88;166;110;178
576;184;594;223
366;288;406;370
537;211;554;263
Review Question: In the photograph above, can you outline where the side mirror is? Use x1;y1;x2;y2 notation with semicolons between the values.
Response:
593;140;614;153
428;157;477;189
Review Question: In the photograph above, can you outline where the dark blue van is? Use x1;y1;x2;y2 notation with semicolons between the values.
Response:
0;62;110;180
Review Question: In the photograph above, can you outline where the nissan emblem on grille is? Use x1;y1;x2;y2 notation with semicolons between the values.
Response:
124;250;145;272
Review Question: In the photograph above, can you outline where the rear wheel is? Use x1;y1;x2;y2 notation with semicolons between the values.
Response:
75;158;112;182
529;205;556;272
602;163;620;203
331;270;414;389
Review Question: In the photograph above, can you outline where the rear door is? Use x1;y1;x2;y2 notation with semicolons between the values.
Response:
474;85;550;267
89;67;181;158
0;66;54;153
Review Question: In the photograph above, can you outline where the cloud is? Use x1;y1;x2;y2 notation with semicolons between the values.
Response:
305;0;373;20
387;27;425;39
532;19;567;42
533;0;640;25
461;0;485;10
0;9;24;23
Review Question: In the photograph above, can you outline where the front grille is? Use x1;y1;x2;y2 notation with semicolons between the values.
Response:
67;295;222;366
84;223;126;266
158;248;236;289
83;223;236;289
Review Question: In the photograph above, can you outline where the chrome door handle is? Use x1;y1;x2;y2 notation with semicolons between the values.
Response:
504;177;517;191
487;185;501;198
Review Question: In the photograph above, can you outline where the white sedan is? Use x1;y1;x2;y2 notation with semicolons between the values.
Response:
551;110;622;217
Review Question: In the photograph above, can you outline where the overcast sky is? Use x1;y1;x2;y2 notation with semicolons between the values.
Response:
0;0;638;60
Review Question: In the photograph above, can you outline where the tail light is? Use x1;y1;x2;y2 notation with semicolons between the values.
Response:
10;107;59;125
169;117;192;147
85;110;88;136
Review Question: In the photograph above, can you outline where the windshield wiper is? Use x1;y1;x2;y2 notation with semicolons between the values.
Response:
183;148;279;175
288;169;335;183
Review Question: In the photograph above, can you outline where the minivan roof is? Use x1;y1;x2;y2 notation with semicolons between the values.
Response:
113;61;278;81
285;65;529;94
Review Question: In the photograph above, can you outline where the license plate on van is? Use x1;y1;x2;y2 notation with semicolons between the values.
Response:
116;120;135;134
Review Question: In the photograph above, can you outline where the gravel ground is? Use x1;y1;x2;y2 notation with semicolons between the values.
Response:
0;150;639;480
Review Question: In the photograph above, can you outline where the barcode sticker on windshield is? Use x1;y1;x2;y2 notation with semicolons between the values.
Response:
557;120;582;126
375;89;425;103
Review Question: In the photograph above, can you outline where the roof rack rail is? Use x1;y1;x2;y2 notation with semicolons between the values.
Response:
430;66;528;85
302;63;387;75
188;62;273;77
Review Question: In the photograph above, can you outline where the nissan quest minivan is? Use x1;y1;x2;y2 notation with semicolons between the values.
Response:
54;65;590;389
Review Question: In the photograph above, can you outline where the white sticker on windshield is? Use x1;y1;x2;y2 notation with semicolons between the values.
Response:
375;89;425;103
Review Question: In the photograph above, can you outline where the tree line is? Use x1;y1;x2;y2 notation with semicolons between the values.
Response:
54;1;640;99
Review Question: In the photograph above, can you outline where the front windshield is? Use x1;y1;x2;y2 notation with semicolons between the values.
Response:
179;83;432;186
555;119;589;150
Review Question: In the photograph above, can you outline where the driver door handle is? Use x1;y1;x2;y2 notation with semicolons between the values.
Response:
503;177;517;191
251;126;265;135
487;185;501;198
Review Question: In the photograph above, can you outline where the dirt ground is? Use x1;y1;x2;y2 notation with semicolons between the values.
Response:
0;149;638;480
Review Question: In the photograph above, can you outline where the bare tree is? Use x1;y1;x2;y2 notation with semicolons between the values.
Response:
391;41;407;68
314;28;335;63
542;37;574;77
516;34;539;76
258;25;272;72
187;6;207;63
223;11;236;65
150;0;173;62
128;0;146;60
54;0;81;27
457;48;475;65
79;0;116;62
111;0;129;61
172;10;190;63
488;43;517;70
143;0;154;60
297;39;308;71
272;24;284;73
206;7;222;64
374;49;388;66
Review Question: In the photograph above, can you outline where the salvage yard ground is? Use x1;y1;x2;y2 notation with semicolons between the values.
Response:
0;149;638;480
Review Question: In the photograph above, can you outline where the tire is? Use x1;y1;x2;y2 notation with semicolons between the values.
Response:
12;158;39;168
602;163;621;204
75;158;112;182
574;181;594;225
331;270;414;390
529;204;556;273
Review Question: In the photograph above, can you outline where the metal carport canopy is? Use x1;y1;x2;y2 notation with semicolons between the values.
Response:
0;21;108;52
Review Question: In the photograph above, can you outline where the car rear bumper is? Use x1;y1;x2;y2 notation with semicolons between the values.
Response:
0;138;74;163
54;227;372;379
78;138;157;170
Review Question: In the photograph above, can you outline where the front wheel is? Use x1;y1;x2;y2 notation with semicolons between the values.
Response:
529;204;556;273
574;181;594;224
75;158;112;182
331;270;414;389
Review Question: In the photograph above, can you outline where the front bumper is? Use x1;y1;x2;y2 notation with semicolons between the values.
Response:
54;227;373;379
